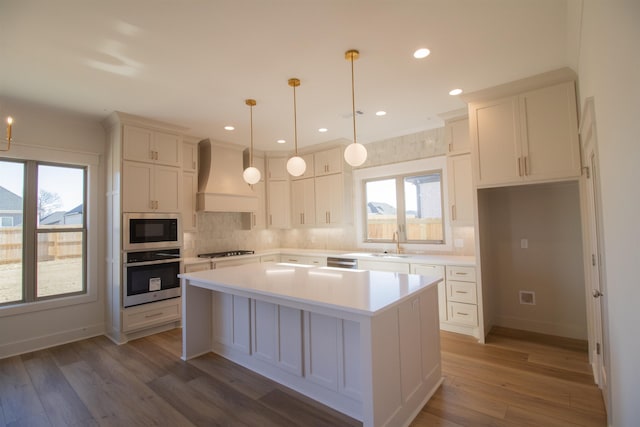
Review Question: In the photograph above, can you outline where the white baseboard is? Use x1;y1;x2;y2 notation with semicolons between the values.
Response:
0;323;105;359
493;315;587;340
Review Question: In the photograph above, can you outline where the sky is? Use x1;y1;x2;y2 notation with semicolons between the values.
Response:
0;160;84;211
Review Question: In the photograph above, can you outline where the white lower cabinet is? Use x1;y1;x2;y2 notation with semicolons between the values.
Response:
280;254;326;266
122;298;181;333
358;259;410;273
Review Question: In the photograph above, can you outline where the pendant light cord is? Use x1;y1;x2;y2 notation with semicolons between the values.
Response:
249;103;254;166
350;54;357;145
293;83;299;155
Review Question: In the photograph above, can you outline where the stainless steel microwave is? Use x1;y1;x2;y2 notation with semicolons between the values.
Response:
123;213;182;251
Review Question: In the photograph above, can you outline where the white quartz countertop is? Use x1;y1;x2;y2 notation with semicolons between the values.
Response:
179;262;441;316
183;248;475;267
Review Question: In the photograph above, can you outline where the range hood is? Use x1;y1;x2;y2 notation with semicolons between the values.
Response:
197;139;258;213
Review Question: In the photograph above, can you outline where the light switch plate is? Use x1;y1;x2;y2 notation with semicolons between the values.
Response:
520;238;528;249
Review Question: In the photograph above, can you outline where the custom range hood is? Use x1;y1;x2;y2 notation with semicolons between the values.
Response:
197;139;258;213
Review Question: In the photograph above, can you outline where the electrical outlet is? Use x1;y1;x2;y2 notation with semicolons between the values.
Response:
520;238;528;249
519;291;536;305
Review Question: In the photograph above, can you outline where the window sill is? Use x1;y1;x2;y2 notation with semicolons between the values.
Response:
0;291;98;318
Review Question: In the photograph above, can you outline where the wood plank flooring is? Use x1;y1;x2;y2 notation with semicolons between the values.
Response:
0;326;606;426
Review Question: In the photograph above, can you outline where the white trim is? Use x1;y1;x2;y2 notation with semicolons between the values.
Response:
0;152;100;317
0;322;104;359
352;156;452;253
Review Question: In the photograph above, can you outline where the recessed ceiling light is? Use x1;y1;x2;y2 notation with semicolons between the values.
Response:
318;128;328;133
449;88;463;96
413;48;431;59
375;111;387;116
224;125;235;131
277;139;286;144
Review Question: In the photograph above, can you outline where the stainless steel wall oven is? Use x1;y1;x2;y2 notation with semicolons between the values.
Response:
123;248;182;307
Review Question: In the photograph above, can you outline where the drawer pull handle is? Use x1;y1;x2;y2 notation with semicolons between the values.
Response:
455;291;468;294
456;312;468;316
456;272;468;275
145;312;163;319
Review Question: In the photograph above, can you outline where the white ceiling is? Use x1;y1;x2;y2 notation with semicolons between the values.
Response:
1;1;572;152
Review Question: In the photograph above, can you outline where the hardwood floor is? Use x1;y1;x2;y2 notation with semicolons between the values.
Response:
0;327;606;426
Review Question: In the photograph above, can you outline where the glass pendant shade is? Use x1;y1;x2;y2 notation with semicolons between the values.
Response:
286;155;306;177
242;166;261;184
344;142;367;167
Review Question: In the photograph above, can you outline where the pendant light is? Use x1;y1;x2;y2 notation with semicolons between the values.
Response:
343;49;367;167
242;99;261;185
286;78;307;177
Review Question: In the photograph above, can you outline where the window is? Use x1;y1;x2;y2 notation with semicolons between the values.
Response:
0;159;87;305
364;170;444;243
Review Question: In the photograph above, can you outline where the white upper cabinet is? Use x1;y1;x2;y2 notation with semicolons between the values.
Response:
447;154;474;225
122;161;181;213
314;147;343;176
267;157;289;181
267;180;290;228
445;117;471;155
470;80;580;188
182;139;198;172
123;125;182;168
315;174;345;226
291;178;316;226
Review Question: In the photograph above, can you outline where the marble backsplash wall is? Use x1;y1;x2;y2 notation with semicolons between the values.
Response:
184;126;475;258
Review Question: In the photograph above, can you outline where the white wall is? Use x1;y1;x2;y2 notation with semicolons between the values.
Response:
0;97;106;357
576;1;640;424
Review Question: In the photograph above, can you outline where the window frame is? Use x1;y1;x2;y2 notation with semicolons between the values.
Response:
353;156;452;253
362;168;445;244
0;144;99;317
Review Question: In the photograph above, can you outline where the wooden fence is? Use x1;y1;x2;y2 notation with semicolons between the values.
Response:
0;227;83;264
367;216;443;241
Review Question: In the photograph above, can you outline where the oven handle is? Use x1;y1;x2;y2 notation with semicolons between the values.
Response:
124;259;182;268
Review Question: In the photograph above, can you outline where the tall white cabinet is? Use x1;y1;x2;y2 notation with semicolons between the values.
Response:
103;112;190;344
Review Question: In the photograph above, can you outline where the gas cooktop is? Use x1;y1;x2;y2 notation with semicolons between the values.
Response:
197;250;255;259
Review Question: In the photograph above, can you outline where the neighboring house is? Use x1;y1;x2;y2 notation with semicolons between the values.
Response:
40;204;83;225
0;186;23;227
367;202;396;215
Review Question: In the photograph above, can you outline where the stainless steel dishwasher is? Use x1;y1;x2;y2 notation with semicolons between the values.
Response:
326;257;358;269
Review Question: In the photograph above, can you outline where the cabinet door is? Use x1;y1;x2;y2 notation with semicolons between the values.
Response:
182;141;198;172
267;157;288;180
471;96;523;186
291;178;315;226
182;171;197;231
123;125;154;163
154;132;182;167
122;161;153;212
155;165;181;213
446;117;471;154
315;174;343;225
314;147;343;176
247;180;266;229
267;180;290;228
520;82;580;182
447;154;474;225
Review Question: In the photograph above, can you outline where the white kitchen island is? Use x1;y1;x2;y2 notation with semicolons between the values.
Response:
179;262;443;427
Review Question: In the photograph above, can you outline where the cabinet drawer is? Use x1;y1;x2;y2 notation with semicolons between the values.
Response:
447;265;476;282
447;280;477;304
448;302;478;326
122;298;181;332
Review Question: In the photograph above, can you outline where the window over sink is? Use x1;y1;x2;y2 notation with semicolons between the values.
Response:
354;156;451;251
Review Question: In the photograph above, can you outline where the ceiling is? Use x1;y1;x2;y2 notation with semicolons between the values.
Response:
1;1;572;152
